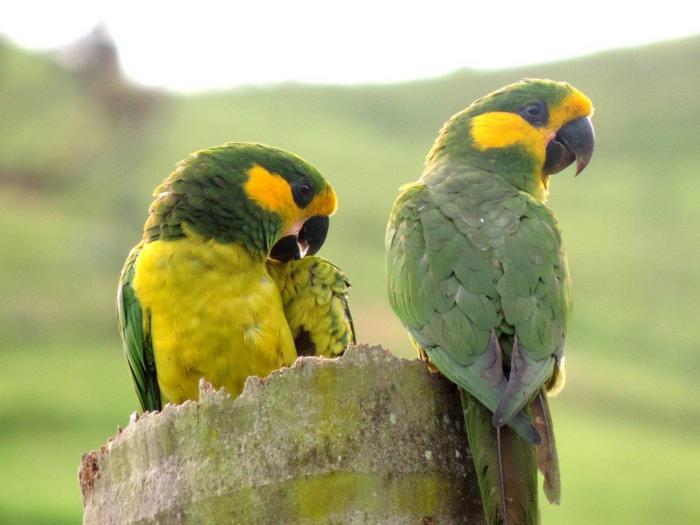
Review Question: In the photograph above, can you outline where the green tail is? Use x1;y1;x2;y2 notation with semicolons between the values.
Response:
461;389;538;525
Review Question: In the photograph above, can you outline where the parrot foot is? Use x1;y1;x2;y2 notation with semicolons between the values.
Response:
419;346;440;373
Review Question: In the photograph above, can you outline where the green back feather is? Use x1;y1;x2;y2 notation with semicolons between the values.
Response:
386;164;570;422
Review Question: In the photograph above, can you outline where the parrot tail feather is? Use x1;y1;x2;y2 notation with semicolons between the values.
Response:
532;390;561;504
495;426;509;525
462;389;539;525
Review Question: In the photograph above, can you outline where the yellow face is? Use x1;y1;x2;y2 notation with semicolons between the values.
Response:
242;163;337;260
470;85;593;201
422;79;595;204
470;88;593;166
243;163;337;235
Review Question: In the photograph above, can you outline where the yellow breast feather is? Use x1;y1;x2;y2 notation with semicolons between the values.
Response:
132;229;296;403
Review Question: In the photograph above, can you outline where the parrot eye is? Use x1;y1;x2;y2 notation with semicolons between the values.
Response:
518;101;548;127
291;180;313;208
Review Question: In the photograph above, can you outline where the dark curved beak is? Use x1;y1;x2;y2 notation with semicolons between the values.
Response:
298;215;329;257
269;235;301;262
269;215;329;262
543;116;595;176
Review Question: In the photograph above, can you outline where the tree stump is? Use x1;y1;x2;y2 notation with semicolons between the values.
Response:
79;345;485;524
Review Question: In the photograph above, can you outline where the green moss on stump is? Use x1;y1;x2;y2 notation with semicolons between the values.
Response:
79;345;485;524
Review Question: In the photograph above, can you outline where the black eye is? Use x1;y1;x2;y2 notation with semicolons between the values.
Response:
518;101;548;126
291;180;313;208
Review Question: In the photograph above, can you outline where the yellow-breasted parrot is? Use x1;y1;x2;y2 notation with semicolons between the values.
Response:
118;143;355;411
386;79;594;524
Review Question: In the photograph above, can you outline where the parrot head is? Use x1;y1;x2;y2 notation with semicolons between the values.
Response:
144;142;336;261
426;78;595;200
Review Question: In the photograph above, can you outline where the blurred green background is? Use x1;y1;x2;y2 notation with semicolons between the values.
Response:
1;31;699;524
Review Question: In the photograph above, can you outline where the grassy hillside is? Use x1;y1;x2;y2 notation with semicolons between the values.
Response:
1;35;699;524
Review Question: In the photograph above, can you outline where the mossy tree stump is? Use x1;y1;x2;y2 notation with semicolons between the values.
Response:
79;345;485;524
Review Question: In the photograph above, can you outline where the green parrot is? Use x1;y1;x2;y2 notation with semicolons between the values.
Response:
386;79;595;524
117;142;354;412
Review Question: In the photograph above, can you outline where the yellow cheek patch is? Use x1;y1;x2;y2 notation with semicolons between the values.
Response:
244;164;296;223
469;88;594;165
243;164;336;230
470;111;549;164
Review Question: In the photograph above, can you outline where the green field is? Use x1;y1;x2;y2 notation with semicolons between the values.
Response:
1;35;699;523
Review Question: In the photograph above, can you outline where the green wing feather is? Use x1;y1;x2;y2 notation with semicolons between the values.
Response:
268;256;355;358
117;245;161;411
493;201;570;427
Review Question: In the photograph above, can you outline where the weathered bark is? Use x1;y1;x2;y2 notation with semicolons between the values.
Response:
79;345;485;524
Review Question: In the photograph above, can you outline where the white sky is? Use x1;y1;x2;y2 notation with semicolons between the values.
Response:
2;1;699;92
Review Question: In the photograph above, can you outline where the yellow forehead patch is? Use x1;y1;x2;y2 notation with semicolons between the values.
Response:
307;185;337;217
548;88;594;131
